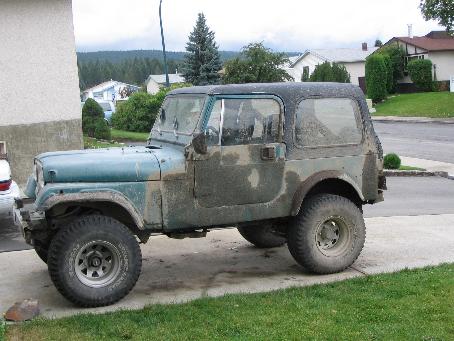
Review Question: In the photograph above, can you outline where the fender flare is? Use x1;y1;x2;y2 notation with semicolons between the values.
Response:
290;170;365;216
38;191;145;229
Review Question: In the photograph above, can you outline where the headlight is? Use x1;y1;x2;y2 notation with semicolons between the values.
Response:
35;161;44;194
33;162;37;181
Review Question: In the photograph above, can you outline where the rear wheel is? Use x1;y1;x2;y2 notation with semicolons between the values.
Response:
47;214;142;307
288;194;365;274
238;223;286;248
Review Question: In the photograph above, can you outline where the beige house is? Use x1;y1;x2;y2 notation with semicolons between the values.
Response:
382;31;454;85
284;44;378;90
0;0;82;184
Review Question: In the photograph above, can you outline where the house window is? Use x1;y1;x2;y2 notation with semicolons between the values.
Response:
295;98;362;147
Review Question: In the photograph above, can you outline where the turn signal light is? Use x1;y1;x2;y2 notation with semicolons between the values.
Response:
0;179;12;191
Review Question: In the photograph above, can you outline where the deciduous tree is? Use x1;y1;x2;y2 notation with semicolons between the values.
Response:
420;0;454;33
222;43;293;84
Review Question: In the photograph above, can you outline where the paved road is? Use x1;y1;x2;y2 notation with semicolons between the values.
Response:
1;176;453;253
374;121;454;163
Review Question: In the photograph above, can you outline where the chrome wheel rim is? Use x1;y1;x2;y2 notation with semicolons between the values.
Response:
75;240;121;288
315;216;351;257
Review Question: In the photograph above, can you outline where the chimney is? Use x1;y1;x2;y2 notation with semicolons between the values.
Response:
407;24;413;38
362;43;368;51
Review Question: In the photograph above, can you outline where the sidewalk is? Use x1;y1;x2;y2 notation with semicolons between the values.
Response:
401;156;454;178
1;214;453;319
372;116;454;124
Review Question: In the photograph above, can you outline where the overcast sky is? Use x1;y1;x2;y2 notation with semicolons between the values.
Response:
73;0;443;52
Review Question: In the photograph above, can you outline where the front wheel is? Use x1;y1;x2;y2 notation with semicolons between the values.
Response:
287;194;365;274
47;215;142;307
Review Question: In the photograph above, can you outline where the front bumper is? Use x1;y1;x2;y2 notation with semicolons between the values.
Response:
13;197;46;245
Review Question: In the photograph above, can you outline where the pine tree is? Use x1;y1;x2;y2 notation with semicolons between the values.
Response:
182;13;222;85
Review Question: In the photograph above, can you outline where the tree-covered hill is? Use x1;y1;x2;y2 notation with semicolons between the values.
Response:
76;50;240;64
76;50;301;91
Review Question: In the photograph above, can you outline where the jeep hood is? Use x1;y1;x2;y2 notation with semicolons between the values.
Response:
37;147;162;183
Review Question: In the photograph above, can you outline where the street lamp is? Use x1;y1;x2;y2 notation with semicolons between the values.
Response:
159;0;170;87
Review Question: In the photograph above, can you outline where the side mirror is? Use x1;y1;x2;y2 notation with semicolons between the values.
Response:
192;132;207;155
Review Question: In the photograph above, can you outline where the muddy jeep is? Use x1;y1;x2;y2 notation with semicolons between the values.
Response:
15;83;385;307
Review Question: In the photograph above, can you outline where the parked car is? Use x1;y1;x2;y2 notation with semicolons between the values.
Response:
15;83;386;307
0;157;20;218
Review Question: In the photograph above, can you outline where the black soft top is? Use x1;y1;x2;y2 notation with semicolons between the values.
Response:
168;82;361;100
168;82;376;155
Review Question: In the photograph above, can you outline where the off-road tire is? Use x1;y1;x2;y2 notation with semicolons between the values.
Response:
288;194;365;274
238;224;286;248
34;242;49;264
47;215;142;307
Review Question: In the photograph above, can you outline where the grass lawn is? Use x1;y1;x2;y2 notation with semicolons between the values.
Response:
6;264;454;340
399;165;426;171
373;92;454;118
83;136;122;149
111;129;149;142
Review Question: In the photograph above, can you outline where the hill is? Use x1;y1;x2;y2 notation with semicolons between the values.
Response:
76;50;241;64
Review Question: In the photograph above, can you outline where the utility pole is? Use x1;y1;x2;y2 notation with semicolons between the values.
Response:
159;0;170;87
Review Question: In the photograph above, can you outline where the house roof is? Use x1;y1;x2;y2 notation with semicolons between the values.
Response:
291;47;378;67
83;80;140;94
146;73;185;85
391;31;454;52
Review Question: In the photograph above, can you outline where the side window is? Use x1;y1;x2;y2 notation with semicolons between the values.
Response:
206;98;281;146
295;98;362;147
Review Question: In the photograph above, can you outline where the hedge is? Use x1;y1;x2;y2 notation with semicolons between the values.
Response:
407;59;433;92
365;54;388;103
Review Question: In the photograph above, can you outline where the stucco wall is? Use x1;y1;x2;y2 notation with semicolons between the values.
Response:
429;51;454;81
342;62;365;85
291;53;325;82
0;0;83;184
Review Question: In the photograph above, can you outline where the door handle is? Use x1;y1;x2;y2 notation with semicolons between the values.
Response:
261;145;276;160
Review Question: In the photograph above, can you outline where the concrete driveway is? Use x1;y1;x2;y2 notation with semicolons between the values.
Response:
1;213;453;319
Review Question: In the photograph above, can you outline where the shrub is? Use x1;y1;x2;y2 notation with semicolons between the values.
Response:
384;153;401;169
377;44;406;93
382;55;393;94
407;59;433;92
111;84;190;132
365;54;388;103
93;119;111;140
309;62;350;83
82;99;106;138
301;67;310;82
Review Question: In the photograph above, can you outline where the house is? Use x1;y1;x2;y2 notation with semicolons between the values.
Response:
81;80;140;102
381;30;454;87
0;0;83;184
146;73;185;94
285;44;378;89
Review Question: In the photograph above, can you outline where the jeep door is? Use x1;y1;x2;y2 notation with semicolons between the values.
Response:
194;95;286;209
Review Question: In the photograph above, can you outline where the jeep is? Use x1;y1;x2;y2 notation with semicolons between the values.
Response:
15;83;386;307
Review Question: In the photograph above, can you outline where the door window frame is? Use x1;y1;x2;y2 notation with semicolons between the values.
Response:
201;94;285;146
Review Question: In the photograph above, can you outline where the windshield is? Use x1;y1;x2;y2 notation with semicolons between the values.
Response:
152;95;206;135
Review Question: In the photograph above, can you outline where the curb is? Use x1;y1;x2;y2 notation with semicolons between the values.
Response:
372;116;454;124
384;170;451;179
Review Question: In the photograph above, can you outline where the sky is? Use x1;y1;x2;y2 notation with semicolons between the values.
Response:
72;0;444;53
